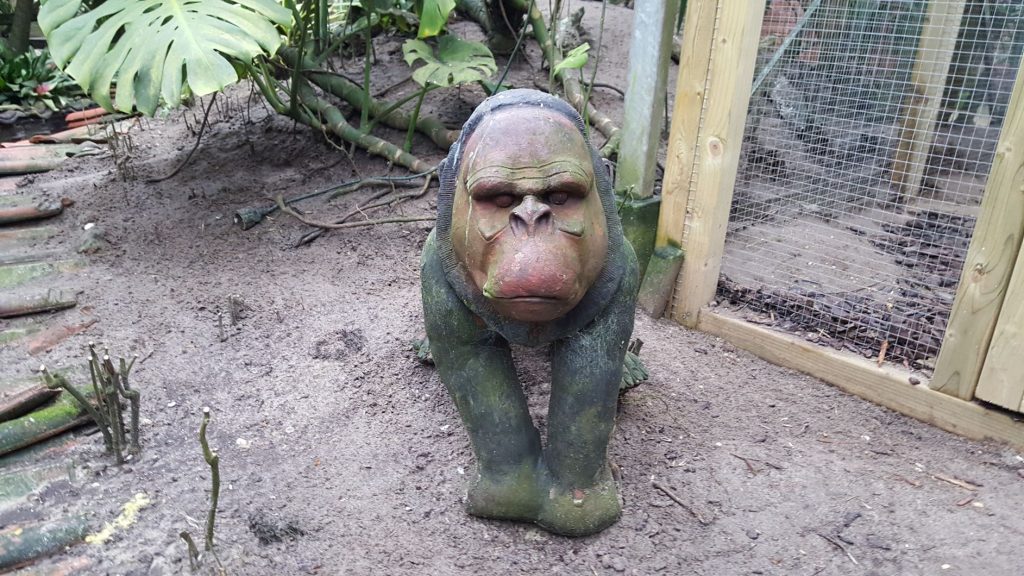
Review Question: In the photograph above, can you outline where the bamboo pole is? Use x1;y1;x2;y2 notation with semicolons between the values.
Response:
615;0;680;199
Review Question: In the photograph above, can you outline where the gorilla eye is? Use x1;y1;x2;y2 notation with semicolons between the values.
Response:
493;194;516;208
547;191;569;205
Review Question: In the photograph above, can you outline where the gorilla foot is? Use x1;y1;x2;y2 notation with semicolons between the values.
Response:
466;462;543;522
536;467;621;537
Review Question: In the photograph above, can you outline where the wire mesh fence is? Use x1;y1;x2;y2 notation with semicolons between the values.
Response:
715;0;1024;369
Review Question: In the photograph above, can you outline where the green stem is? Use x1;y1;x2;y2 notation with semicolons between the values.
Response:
199;408;220;553
404;87;431;152
41;369;111;451
361;8;374;131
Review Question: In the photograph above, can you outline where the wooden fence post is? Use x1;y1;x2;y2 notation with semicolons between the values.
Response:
975;246;1024;411
889;0;967;200
931;55;1024;401
664;0;765;327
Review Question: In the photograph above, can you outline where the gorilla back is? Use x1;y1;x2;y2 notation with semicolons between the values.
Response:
421;89;639;536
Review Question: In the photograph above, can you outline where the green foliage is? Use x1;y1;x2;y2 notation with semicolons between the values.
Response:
402;35;497;88
38;0;293;115
0;48;83;113
553;42;590;76
415;0;455;39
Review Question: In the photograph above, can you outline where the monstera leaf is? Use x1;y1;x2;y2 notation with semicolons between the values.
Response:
402;36;496;88
415;0;456;39
38;0;292;115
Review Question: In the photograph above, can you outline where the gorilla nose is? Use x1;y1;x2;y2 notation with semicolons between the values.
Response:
510;195;552;237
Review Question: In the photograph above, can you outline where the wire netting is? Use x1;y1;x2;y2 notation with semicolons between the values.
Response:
713;0;1024;369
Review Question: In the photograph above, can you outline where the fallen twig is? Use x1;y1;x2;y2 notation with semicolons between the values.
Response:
652;480;710;525
933;473;980;491
732;453;760;475
818;533;858;566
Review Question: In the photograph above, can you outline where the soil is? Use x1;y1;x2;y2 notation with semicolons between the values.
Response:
2;5;1024;576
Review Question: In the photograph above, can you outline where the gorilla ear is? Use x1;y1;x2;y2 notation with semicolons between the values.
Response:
602;158;615;183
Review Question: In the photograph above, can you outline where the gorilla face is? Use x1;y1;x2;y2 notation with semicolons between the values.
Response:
449;107;609;323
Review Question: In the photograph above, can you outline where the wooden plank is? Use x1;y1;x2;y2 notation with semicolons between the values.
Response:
637;245;684;317
889;0;967;200
975;244;1024;411
669;0;766;327
698;311;1024;451
931;54;1024;400
653;0;717;252
615;0;680;199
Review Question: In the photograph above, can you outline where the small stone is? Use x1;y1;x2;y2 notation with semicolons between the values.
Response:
909;376;921;385
236;438;251;449
745;529;759;540
167;401;176;408
78;225;109;254
600;555;627;572
1017;469;1024;479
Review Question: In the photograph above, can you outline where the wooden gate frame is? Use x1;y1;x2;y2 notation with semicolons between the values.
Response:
650;0;1024;450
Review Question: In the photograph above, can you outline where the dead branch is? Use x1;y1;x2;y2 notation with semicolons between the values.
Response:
274;194;433;230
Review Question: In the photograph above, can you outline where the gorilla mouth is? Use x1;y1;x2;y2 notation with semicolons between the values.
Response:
491;295;563;303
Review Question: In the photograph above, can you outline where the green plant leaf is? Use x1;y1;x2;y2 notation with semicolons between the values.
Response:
402;36;496;88
553;42;590;76
37;0;293;115
360;0;396;12
415;0;455;39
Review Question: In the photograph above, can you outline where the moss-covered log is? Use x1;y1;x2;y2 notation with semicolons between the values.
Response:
0;392;92;457
0;515;90;571
293;83;435;173
0;462;73;511
0;384;60;423
279;48;458;150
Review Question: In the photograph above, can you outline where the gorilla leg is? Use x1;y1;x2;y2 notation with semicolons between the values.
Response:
539;246;639;536
421;232;543;520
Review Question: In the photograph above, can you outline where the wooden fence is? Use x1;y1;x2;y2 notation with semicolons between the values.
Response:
646;0;1024;450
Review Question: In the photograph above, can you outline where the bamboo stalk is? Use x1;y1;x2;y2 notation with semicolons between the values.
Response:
0;291;77;319
0;385;60;423
0;515;90;571
0;202;64;225
0;392;91;457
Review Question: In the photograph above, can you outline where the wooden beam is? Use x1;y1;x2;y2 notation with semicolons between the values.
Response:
931;54;1024;400
697;311;1024;451
975;243;1024;412
653;0;718;253
669;0;765;327
615;0;680;198
889;0;967;200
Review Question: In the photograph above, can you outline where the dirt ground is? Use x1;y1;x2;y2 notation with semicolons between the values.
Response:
3;5;1024;576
